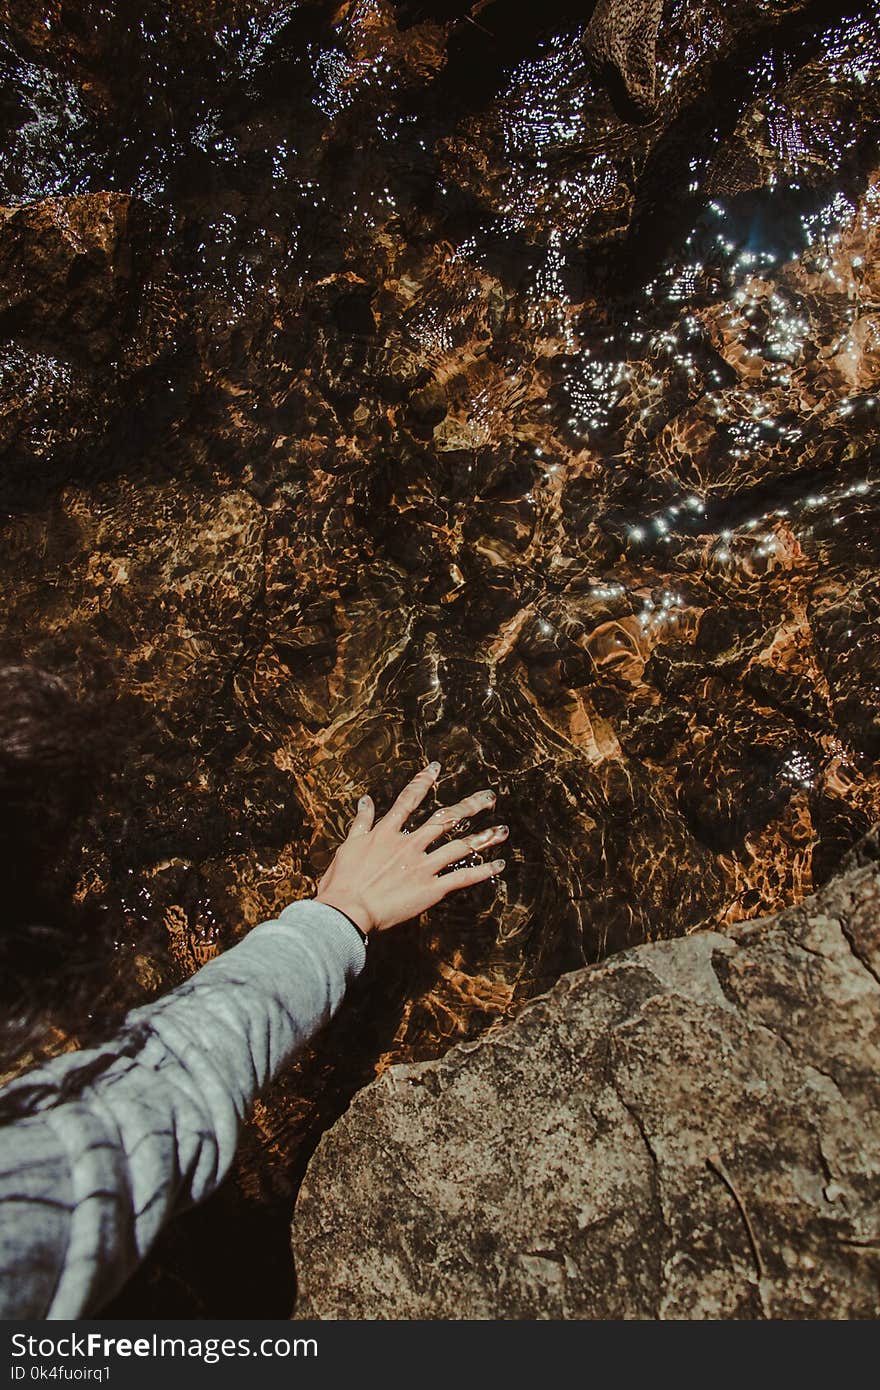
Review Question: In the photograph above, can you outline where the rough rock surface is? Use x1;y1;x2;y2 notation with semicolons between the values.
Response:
293;828;880;1319
0;193;133;354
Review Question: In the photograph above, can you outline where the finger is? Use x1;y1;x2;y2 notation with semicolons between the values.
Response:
346;793;375;839
411;787;498;847
381;761;441;832
438;857;506;895
425;824;508;870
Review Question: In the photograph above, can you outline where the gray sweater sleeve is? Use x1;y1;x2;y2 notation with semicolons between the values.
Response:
0;898;366;1319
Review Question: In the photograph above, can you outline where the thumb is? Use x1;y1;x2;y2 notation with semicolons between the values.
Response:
346;792;375;838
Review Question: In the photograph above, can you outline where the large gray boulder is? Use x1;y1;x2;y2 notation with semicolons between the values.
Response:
292;831;880;1318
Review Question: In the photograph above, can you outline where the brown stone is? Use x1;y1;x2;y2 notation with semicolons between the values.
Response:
0;193;133;359
293;827;880;1319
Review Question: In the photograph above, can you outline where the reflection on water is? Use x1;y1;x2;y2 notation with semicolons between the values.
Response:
1;0;879;1313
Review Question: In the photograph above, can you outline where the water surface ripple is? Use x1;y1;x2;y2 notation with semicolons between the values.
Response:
1;0;879;1313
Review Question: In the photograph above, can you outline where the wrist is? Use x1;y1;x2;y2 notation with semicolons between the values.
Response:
314;890;375;935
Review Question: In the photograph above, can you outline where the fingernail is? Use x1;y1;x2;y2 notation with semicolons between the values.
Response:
483;790;495;803
496;825;509;837
492;858;506;870
428;761;441;775
359;794;371;806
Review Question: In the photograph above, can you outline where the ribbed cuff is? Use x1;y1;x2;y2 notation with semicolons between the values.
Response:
321;903;369;949
277;898;367;978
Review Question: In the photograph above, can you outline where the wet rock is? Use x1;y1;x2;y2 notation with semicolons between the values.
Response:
0;344;95;463
582;0;664;117
0;193;134;359
293;826;880;1319
441;0;820;249
406;380;448;434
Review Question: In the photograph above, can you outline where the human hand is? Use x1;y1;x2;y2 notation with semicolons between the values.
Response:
314;761;508;934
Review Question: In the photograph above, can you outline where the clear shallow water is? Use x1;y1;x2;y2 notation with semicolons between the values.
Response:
1;0;879;1312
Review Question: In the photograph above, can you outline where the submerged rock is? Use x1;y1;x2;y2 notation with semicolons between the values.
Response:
293;826;880;1319
582;0;665;118
1;0;879;1317
0;193;134;358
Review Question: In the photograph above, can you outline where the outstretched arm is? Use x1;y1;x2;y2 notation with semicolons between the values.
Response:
0;900;365;1318
0;763;508;1318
